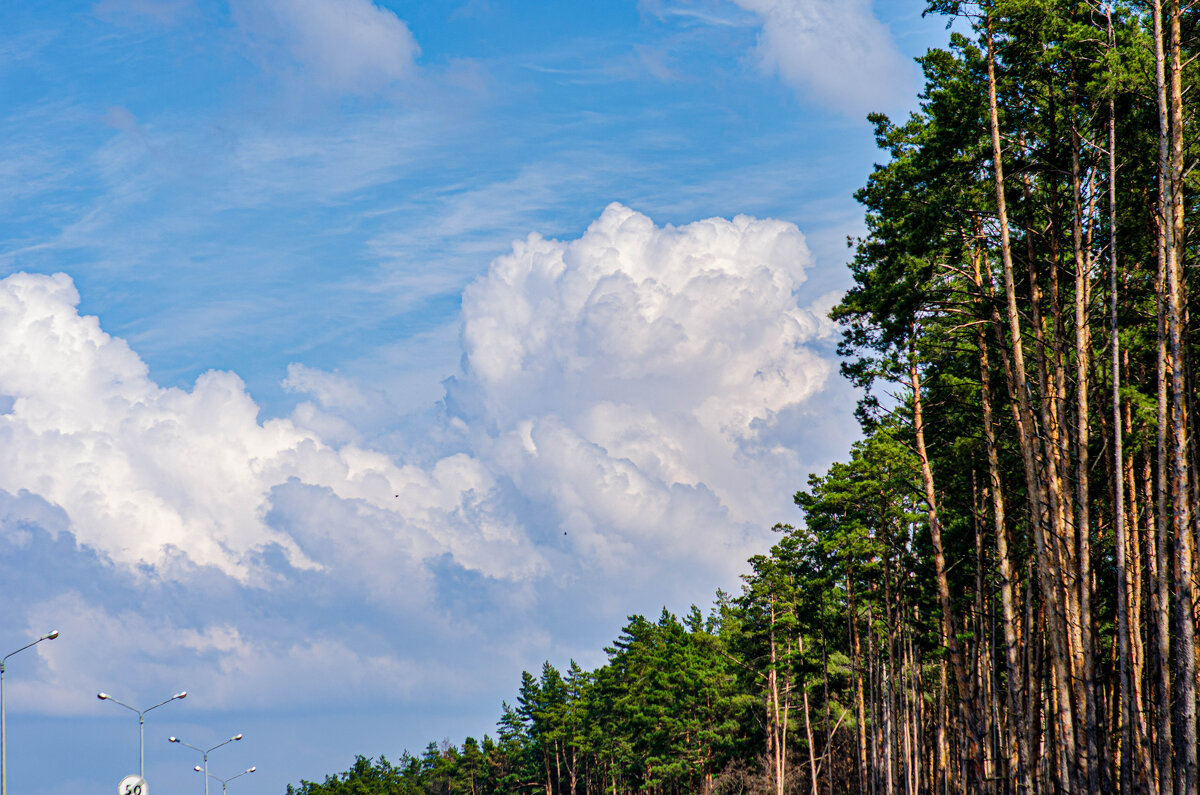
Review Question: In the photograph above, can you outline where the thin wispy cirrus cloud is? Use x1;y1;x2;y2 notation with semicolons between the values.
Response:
92;0;196;26
0;1;946;793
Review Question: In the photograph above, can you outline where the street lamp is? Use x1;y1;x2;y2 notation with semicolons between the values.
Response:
169;733;243;795
97;690;187;780
195;765;256;795
1;630;58;795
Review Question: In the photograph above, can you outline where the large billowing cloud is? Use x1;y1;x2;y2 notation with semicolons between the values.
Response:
730;0;914;117
0;204;847;712
449;203;836;581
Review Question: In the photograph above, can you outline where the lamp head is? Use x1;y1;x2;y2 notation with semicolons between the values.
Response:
232;733;243;741
44;630;59;640
169;737;179;743
97;693;109;700
248;767;256;774
173;691;187;700
194;766;202;773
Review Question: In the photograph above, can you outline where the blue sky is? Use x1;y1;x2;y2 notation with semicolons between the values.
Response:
0;2;950;793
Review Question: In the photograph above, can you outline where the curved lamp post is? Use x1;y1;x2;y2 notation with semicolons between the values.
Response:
196;765;256;795
1;631;58;795
97;691;187;780
170;733;243;795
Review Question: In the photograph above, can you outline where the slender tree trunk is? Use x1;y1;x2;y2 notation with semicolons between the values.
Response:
1106;33;1137;793
1070;118;1101;795
850;570;869;795
767;594;785;795
985;18;1082;791
802;632;819;795
1164;6;1197;793
1151;6;1184;794
938;659;949;795
973;235;1033;795
910;345;983;789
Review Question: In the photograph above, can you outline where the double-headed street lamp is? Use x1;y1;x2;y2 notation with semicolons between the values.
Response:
196;765;256;795
169;733;243;795
1;631;59;795
97;690;187;780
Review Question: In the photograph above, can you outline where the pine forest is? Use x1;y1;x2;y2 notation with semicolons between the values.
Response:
288;2;1200;793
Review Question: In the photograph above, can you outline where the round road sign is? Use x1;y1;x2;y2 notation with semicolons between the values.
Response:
119;775;147;795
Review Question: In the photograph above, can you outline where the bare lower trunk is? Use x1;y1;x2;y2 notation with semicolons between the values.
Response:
910;348;982;788
1070;120;1101;795
1165;5;1197;792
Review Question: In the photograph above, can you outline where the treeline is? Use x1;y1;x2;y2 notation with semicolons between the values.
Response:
289;1;1200;793
285;573;866;795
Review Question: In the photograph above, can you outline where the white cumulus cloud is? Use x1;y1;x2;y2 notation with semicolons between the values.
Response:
730;0;914;117
0;272;537;587
0;204;845;603
449;203;838;583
